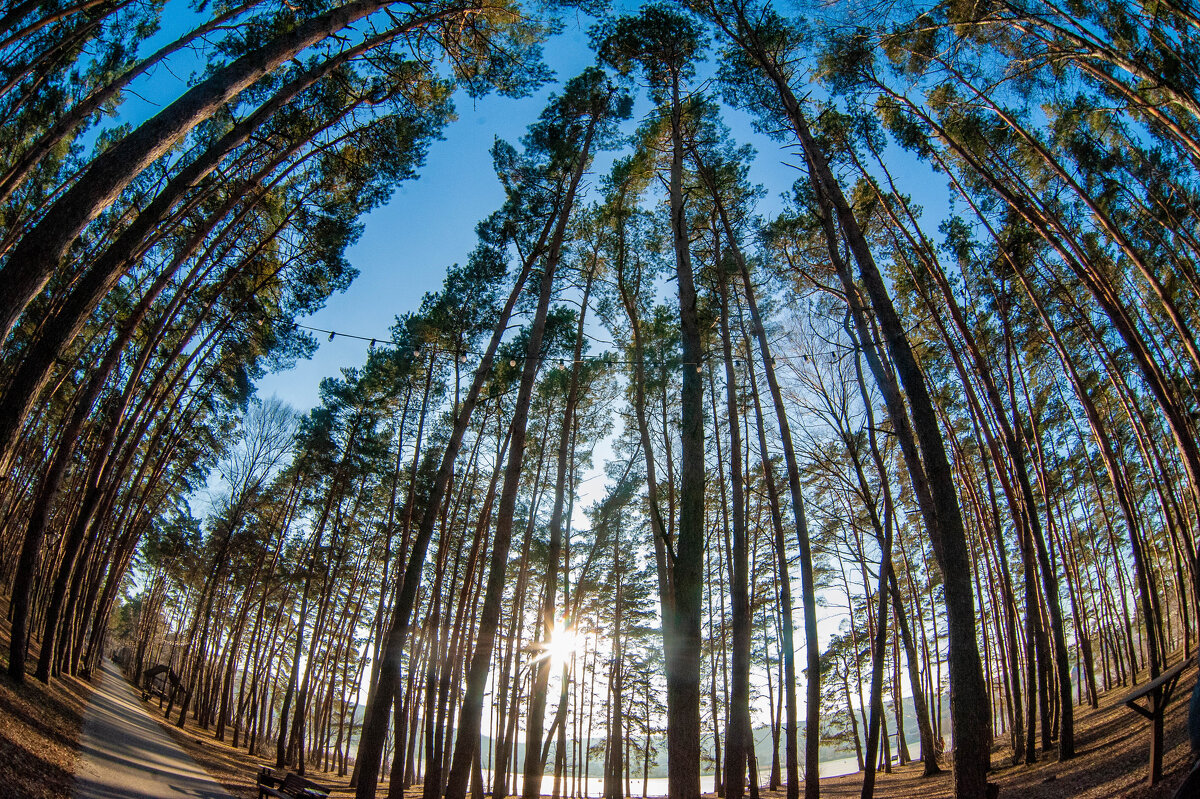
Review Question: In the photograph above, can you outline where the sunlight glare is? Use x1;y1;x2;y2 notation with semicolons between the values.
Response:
544;621;580;670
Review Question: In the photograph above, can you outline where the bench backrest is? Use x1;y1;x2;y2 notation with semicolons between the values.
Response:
279;773;330;798
280;774;308;792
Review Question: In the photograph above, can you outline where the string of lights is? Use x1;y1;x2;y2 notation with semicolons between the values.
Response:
290;321;859;371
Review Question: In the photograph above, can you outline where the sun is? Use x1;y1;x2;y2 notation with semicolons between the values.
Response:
541;620;580;670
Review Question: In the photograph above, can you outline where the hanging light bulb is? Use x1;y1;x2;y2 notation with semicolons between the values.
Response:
509;359;517;367
328;331;336;341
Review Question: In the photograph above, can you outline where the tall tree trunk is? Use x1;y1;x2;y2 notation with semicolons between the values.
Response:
443;250;559;799
353;255;541;799
443;93;604;799
716;246;752;799
523;273;592;799
745;356;801;795
664;66;705;799
0;0;452;346
736;240;820;799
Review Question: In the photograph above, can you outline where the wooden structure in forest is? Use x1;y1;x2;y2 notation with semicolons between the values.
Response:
1123;657;1195;786
140;664;184;703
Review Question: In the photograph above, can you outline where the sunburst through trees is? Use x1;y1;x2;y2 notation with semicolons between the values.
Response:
2;2;1199;799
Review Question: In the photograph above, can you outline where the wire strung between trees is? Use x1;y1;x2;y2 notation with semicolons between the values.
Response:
289;320;856;371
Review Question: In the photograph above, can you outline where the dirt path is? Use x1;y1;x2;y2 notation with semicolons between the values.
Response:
73;660;235;799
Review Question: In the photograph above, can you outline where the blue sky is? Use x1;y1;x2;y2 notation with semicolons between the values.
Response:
141;1;957;722
248;13;906;664
108;1;949;414
253;13;814;411
256;17;594;409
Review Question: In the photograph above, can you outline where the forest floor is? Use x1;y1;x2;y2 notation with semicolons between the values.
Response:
816;673;1194;799
0;616;1195;799
149;667;1197;799
0;613;95;799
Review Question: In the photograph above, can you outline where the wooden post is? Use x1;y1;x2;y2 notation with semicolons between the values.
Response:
1121;657;1193;787
1151;695;1164;785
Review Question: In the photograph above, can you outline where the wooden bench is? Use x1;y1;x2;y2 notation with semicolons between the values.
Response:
1122;656;1195;785
256;767;284;798
256;767;330;799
